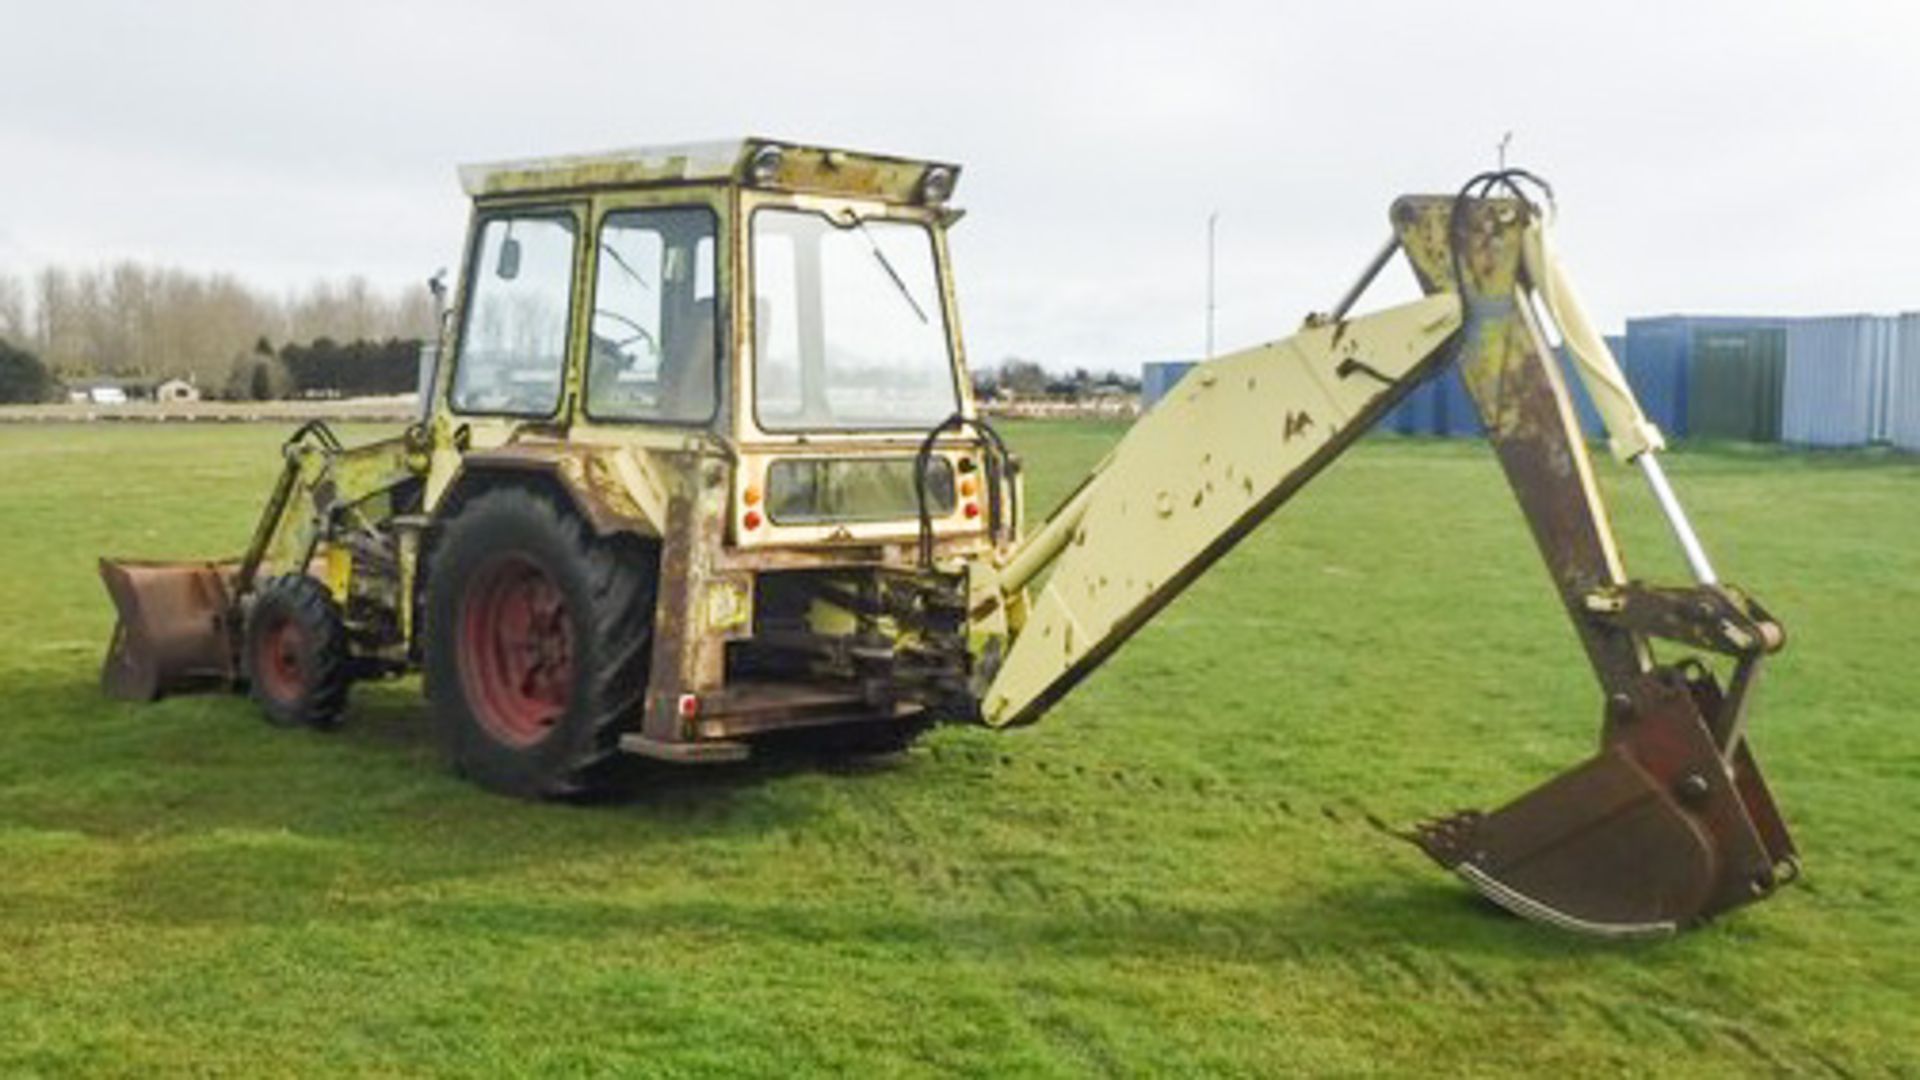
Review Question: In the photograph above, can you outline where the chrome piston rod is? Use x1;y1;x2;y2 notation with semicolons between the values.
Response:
1637;452;1718;585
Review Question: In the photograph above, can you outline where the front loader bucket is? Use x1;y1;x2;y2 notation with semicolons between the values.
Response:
98;558;240;701
1411;683;1797;938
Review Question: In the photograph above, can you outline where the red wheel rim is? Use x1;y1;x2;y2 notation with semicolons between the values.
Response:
255;612;306;703
458;553;574;747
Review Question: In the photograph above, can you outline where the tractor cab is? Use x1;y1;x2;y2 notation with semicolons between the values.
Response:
437;139;1000;556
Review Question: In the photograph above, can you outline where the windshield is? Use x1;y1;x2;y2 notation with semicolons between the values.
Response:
751;208;957;431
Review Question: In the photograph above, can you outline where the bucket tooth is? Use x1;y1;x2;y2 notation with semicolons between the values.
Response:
98;558;240;701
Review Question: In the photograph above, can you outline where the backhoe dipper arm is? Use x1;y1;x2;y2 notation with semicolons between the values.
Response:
971;186;1797;938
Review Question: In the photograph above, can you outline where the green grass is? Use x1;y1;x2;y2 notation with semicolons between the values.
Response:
0;420;1916;1076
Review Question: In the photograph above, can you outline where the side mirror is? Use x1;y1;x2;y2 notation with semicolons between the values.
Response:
415;343;440;424
495;237;521;280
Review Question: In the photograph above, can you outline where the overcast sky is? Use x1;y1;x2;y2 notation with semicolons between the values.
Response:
3;0;1915;370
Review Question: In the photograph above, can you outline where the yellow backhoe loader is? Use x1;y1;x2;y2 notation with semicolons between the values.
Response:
99;141;1796;938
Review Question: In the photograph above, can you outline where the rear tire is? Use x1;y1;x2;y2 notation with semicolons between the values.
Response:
243;574;351;729
424;486;656;798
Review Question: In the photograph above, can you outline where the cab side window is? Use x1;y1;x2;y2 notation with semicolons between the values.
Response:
451;214;577;416
586;207;718;423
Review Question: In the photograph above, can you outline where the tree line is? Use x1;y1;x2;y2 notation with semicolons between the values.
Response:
973;358;1141;401
0;263;435;401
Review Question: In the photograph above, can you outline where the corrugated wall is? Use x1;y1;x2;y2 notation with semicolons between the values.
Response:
1336;313;1917;450
1892;314;1920;451
1782;316;1899;447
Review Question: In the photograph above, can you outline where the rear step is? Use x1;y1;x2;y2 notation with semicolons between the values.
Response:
621;681;925;762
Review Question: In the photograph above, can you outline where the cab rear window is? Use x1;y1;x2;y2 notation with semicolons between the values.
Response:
765;457;955;524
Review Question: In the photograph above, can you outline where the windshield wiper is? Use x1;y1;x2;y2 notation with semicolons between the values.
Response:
856;220;930;325
601;241;652;293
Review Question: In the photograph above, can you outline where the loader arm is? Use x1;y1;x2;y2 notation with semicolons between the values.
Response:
971;181;1796;936
100;422;426;701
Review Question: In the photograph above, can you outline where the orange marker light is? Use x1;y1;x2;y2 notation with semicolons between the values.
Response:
743;485;762;506
743;510;763;530
959;477;978;497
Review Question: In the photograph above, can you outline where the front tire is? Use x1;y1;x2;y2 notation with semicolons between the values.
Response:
424;486;656;798
243;574;351;729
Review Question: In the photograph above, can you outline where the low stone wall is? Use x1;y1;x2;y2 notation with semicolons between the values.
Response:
0;396;419;424
980;399;1140;421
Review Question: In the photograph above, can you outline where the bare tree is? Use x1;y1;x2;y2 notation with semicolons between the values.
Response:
0;273;27;343
20;260;434;384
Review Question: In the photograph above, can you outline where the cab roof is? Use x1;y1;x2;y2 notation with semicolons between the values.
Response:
457;138;960;205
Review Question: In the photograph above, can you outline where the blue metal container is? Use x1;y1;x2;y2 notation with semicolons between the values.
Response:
1435;364;1485;436
1140;360;1197;411
1555;340;1612;440
1783;316;1898;447
1893;314;1920;452
1624;316;1794;441
1624;317;1694;437
1379;366;1445;435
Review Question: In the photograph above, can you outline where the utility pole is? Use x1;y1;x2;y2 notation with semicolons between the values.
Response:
1205;211;1218;359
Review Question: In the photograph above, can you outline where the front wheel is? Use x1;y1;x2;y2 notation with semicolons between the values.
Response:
243;574;351;729
424;486;656;798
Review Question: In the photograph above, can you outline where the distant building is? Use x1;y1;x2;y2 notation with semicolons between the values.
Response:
66;377;143;405
1140;360;1197;410
155;377;200;403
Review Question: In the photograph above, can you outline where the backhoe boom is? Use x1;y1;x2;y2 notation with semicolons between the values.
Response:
974;292;1463;727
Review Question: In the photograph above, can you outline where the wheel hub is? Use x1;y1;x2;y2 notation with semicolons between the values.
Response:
254;614;306;703
459;554;575;746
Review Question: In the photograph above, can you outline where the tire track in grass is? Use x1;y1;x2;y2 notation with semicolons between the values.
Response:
918;744;1867;1077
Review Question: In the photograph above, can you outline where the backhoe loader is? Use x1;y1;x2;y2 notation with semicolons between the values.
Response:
99;140;1796;938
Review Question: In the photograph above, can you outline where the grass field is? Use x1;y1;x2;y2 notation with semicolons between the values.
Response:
1;420;1916;1076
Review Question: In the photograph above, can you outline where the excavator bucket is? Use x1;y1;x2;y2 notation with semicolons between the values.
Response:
98;558;239;701
1411;675;1798;937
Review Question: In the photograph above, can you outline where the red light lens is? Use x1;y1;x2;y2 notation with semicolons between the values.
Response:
677;693;700;719
743;510;763;530
964;502;980;519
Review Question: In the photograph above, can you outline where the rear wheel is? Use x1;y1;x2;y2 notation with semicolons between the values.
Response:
243;574;350;728
424;486;656;798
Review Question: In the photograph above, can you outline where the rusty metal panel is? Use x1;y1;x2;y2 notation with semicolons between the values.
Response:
448;444;667;537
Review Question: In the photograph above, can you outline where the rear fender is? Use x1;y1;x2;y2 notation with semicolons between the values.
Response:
434;445;672;539
429;443;746;746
